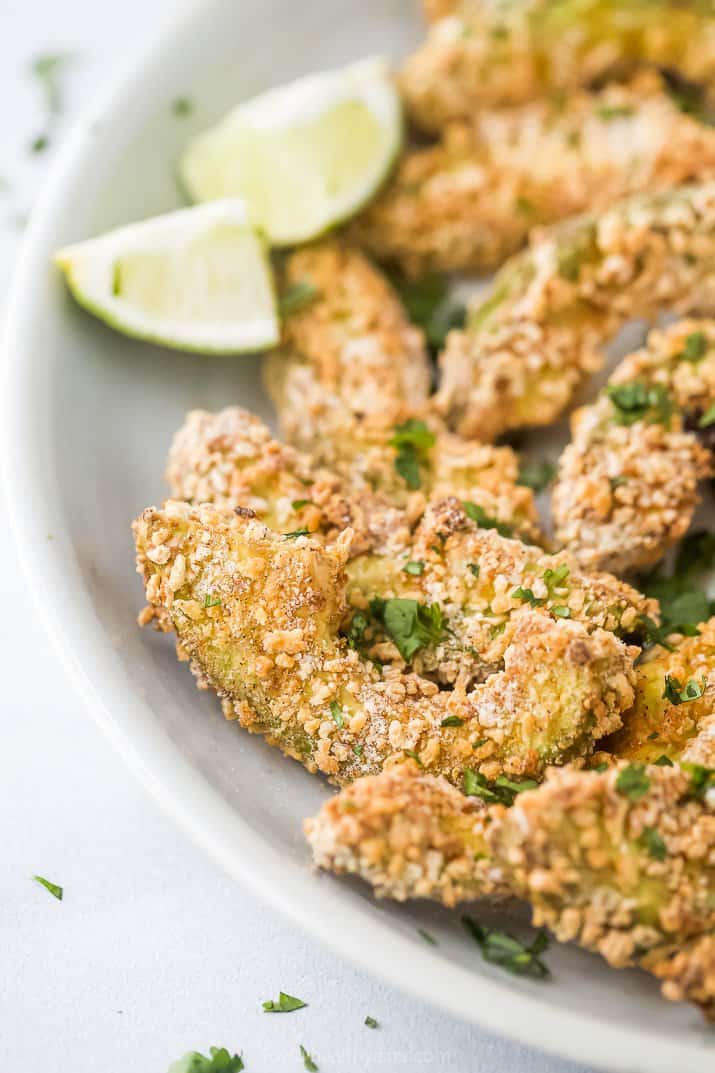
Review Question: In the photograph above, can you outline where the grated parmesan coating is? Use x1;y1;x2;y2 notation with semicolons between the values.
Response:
553;320;715;574
435;182;715;441
351;74;715;277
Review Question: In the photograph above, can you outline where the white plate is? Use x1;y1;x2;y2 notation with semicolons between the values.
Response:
2;2;713;1069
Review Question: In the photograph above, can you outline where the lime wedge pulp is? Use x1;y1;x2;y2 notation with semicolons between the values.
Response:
54;199;279;353
180;56;402;245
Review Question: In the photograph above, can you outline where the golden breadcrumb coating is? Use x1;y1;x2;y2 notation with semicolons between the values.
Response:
306;760;715;1018
605;619;715;769
263;241;431;471
553;321;715;574
133;501;639;784
351;74;715;277
400;0;715;133
435;182;715;441
167;406;543;547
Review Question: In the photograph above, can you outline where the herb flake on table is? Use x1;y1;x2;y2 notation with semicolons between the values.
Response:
32;874;63;900
167;1046;245;1072
172;97;193;117
418;927;438;945
262;991;307;1013
299;1045;318;1071
462;916;550;979
364;1016;379;1029
31;53;73;114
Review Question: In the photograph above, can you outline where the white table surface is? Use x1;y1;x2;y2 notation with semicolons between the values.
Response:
0;4;594;1071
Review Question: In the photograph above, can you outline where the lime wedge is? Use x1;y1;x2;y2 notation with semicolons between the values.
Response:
54;200;279;353
180;57;402;245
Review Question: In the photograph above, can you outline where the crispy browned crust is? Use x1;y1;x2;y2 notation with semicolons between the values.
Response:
553;320;715;574
351;75;715;277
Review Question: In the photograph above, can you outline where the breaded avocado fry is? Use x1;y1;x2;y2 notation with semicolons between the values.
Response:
553;320;715;574
435;182;715;441
400;0;715;133
133;501;638;783
352;74;715;277
306;760;715;1018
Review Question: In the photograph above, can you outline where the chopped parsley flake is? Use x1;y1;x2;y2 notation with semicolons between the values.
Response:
682;762;715;801
31;53;72;115
517;459;556;492
204;594;222;608
543;564;570;595
389;271;466;353
606;381;672;426
593;762;609;773
418;927;437;945
515;196;535;216
403;748;423;767
699;402;715;428
662;674;706;705
681;331;708;362
463;501;513;537
167;1046;245;1072
30;133;50;154
32;875;62;900
262;991;307;1013
279;279;320;317
654;754;674;767
353;743;363;757
291;499;313;510
639;827;667;861
283;527;310;540
512;586;545;607
615;763;650;801
552;605;571;618
597;104;635;121
403;560;425;576
364;1015;379;1029
468;563;480;578
299;1045;318;1072
389;419;436;490
329;701;345;729
172;97;193;116
369;597;448;662
638;531;715;638
440;715;464;728
463;769;538;806
463;916;550;979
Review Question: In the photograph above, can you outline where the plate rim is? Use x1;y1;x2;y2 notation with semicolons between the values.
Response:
1;2;711;1069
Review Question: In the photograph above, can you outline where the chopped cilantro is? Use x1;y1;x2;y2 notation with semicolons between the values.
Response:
463;916;550;979
203;593;222;608
681;331;708;362
463;501;512;537
552;605;571;618
654;754;674;767
279;279;320;317
682;762;715;801
403;560;425;576
31;53;72;114
418;927;437;945
593;762;609;773
30;134;50;154
291;499;313;510
648;731;660;740
369;597;448;662
637;530;715;638
32;875;62;900
353;743;363;757
606;381;672;426
597;104;635;121
172;97;193;116
283;527;310;540
167;1046;245;1072
662;674;706;705
517;459;556;492
468;563;480;578
299;1045;318;1072
639;826;666;861
262;991;307;1013
403;748;423;767
364;1015;379;1029
389;419;436;490
389;271;466;353
329;701;344;729
543;564;570;595
615;763;650;801
699;402;715;428
512;586;545;607
463;769;538;806
440;715;464;728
